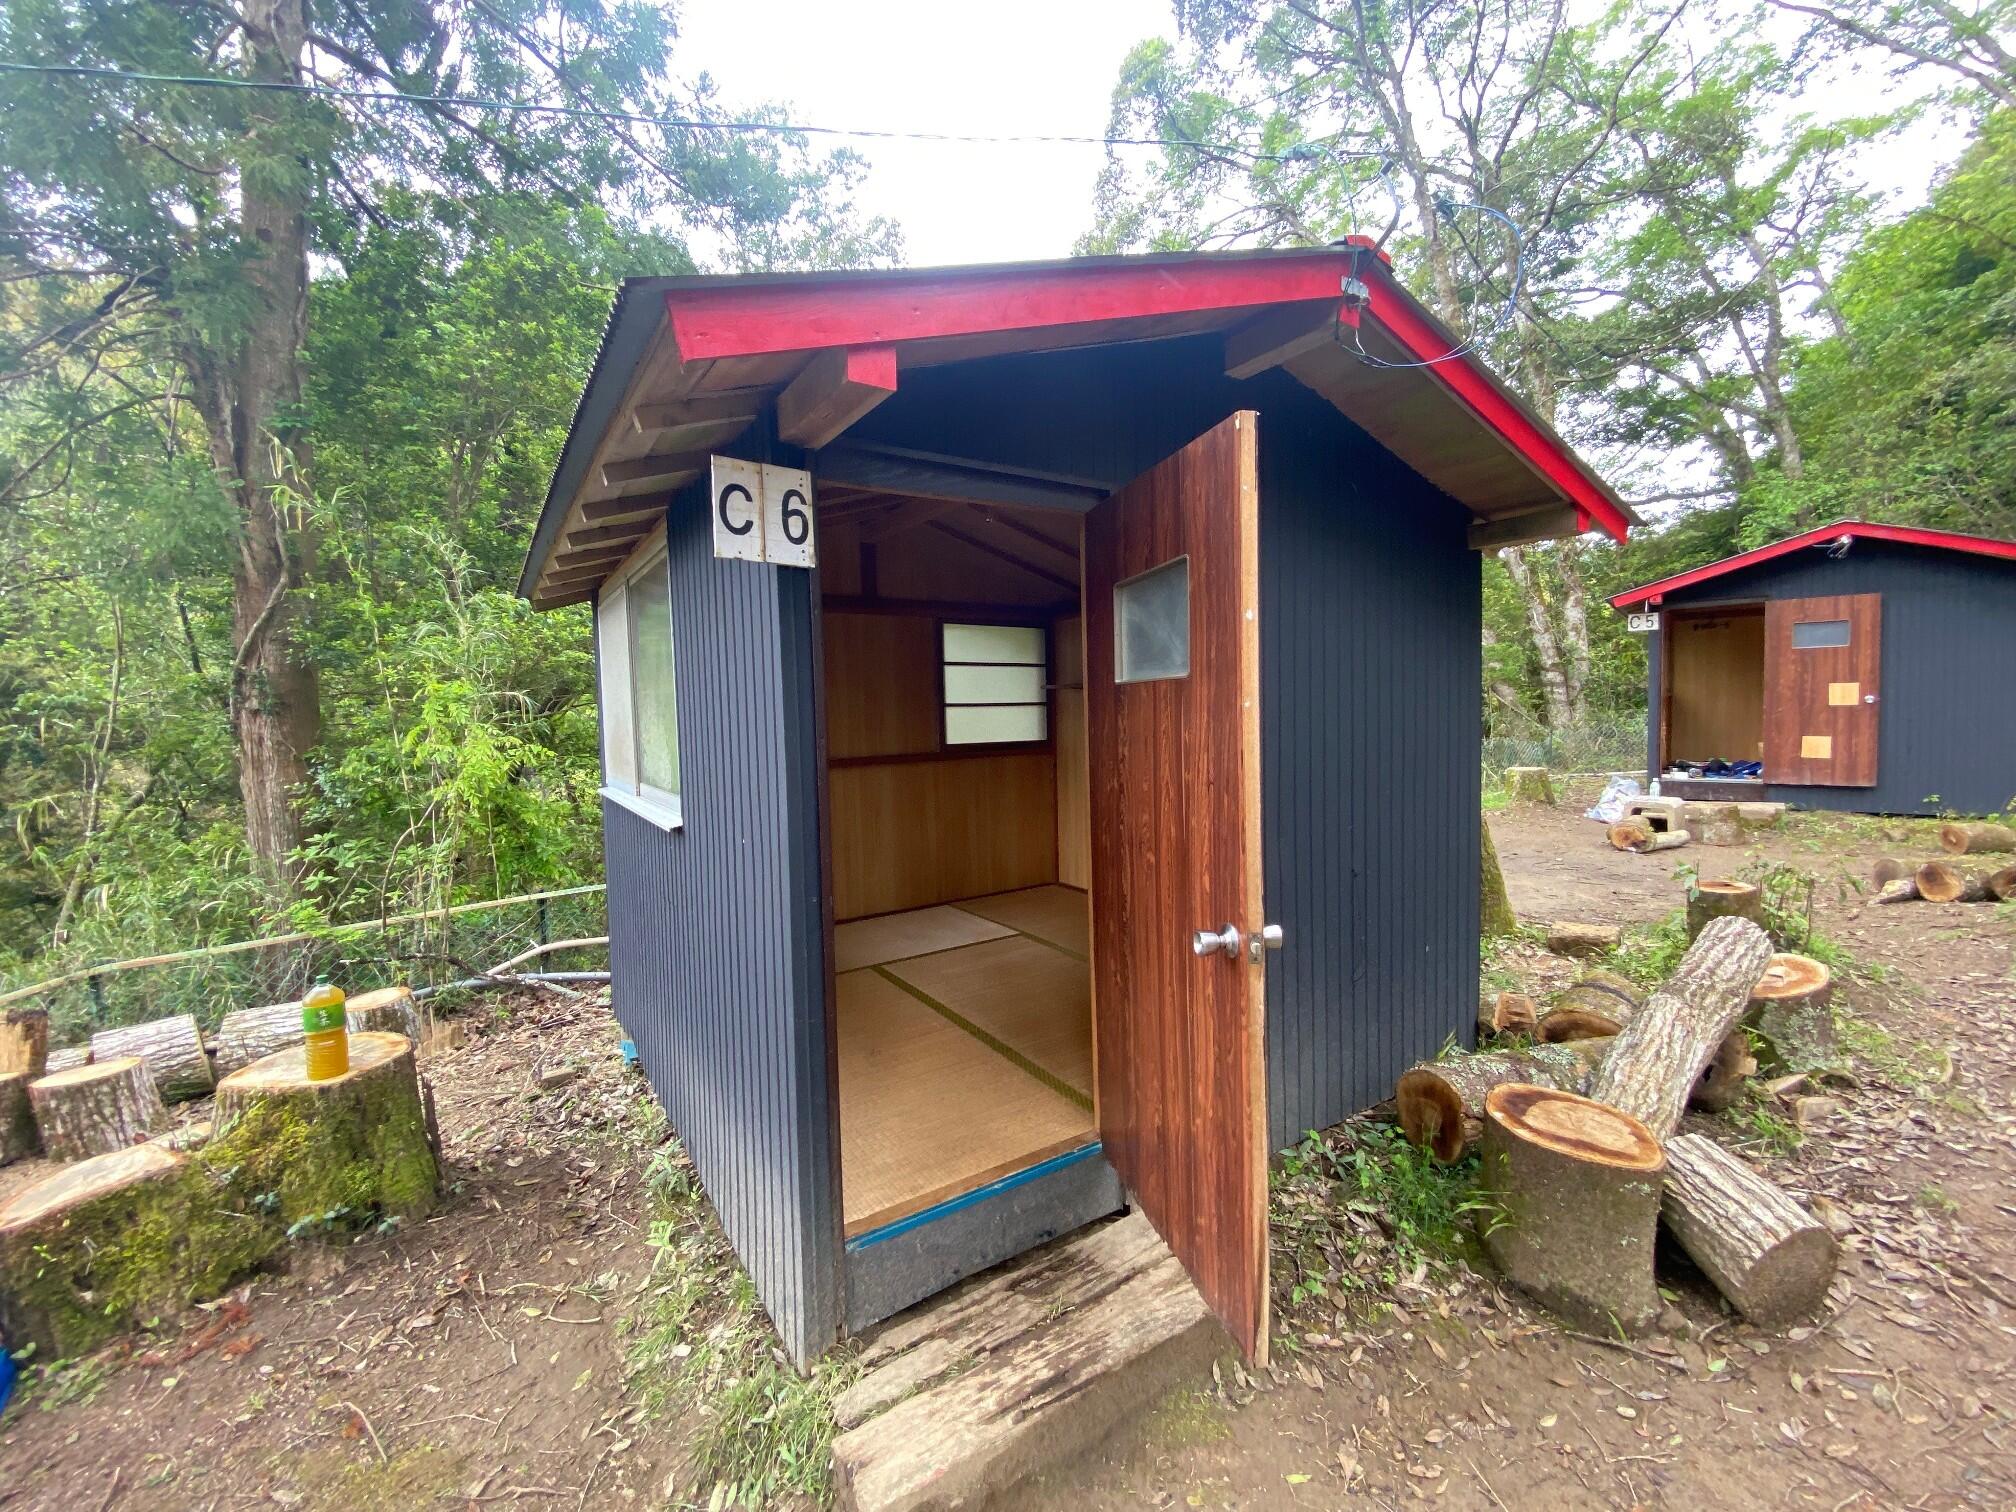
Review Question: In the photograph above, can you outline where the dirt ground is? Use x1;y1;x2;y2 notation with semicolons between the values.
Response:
3;798;2013;1510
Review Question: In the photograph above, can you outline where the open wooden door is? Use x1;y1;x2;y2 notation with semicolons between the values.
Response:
1763;593;1882;786
1084;412;1270;1366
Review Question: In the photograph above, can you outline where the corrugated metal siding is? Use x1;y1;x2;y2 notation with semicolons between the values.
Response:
601;470;840;1367
1258;392;1482;1148
854;338;1481;1149
1660;541;2016;816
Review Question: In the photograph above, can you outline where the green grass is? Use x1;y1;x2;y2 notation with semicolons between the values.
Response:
1721;1101;1804;1157
622;1146;852;1506
1271;1121;1487;1315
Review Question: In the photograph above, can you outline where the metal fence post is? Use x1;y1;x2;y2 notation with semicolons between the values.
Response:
88;973;108;1025
536;896;550;948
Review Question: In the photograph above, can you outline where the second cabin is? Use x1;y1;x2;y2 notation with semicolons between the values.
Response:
516;247;1634;1366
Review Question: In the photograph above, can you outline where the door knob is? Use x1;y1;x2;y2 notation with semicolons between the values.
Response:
1247;923;1284;962
1192;923;1242;959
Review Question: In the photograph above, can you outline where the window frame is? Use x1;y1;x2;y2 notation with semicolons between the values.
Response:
937;618;1053;752
597;527;684;831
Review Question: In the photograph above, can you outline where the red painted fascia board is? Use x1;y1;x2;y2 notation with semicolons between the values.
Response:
1609;521;2016;608
1356;266;1630;542
663;255;1355;363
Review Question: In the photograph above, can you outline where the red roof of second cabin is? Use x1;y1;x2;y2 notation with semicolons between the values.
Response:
1611;520;2016;608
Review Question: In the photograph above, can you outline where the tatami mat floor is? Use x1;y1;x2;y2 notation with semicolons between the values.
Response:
834;887;1093;1237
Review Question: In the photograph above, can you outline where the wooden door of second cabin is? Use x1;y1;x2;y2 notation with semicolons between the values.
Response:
1084;412;1271;1367
1763;594;1882;787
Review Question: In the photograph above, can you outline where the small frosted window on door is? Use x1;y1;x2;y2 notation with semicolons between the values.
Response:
1790;619;1850;649
1115;556;1190;684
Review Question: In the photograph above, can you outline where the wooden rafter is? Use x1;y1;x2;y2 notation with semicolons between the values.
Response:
930;520;1078;591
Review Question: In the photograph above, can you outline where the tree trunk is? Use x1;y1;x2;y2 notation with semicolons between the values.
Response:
182;0;321;903
29;1057;168;1162
1938;822;2016;856
1501;547;1576;730
1480;820;1518;939
1687;880;1763;939
1660;1134;1838;1325
1478;1085;1666;1335
89;1015;215;1103
1916;861;1992;904
213;1001;307;1078
0;1073;37;1165
1555;541;1594;721
1396;1041;1609;1162
1586;917;1775;1139
44;1045;89;1074
1746;955;1837;1073
213;1031;438;1227
0;1008;50;1079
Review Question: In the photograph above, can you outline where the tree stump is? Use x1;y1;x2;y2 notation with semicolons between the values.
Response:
1586;916;1775;1139
1686;880;1762;940
90;1014;214;1103
1480;820;1518;939
0;1143;276;1356
1477;991;1539;1042
1915;860;1991;903
1478;1085;1666;1335
345;985;425;1047
1660;1134;1838;1325
0;1008;50;1078
1746;955;1837;1074
1687;804;1745;847
212;1001;307;1078
1545;922;1620;959
1396;1041;1609;1162
0;1072;37;1165
1938;821;2016;856
29;1057;168;1162
212;1032;438;1229
1504;766;1556;805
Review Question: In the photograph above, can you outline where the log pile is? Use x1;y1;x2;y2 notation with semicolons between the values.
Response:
1401;913;1840;1333
1871;854;2013;906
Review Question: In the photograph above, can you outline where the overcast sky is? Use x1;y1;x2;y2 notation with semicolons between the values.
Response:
675;0;1168;266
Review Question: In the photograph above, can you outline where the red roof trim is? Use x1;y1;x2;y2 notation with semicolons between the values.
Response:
661;249;1629;541
1610;521;2016;608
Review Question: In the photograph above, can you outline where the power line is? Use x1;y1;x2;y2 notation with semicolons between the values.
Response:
0;59;1365;165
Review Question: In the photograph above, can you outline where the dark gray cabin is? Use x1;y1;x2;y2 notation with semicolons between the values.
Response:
1615;523;2016;817
519;248;1636;1367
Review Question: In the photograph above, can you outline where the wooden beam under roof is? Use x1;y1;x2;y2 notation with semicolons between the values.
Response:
1468;504;1583;552
859;498;960;543
600;452;706;489
565;521;654;551
1225;300;1343;380
532;586;596;610
629;389;767;434
579;496;668;526
930;520;1078;592
777;345;899;450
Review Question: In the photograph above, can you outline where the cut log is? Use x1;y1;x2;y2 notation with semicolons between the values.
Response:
1477;991;1539;1041
1988;866;2016;902
0;1008;50;1078
1873;877;1919;904
1546;921;1620;959
1660;1133;1838;1326
89;1014;214;1103
1478;1085;1666;1336
212;1032;438;1227
29;1057;168;1162
0;1143;276;1356
1915;860;1992;904
1938;821;2016;856
1536;980;1641;1042
1396;1041;1610;1162
1480;820;1518;939
1504;766;1556;805
1870;857;1915;887
44;1044;89;1074
1686;880;1763;939
344;984;424;1047
0;1072;36;1165
1585;916;1775;1139
1634;829;1692;853
212;1001;306;1078
1688;1032;1757;1114
1746;954;1837;1074
1607;819;1652;852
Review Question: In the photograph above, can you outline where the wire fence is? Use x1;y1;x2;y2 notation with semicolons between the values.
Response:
1483;710;1648;781
0;885;609;1050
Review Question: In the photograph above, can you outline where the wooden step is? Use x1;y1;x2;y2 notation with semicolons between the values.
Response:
831;1211;1226;1512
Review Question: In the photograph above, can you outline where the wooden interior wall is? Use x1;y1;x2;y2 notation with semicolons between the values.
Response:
1053;613;1091;889
1667;608;1766;762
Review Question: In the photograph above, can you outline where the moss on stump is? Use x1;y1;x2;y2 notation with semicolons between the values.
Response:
1480;819;1518;939
0;1144;280;1357
211;1032;438;1233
